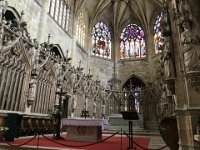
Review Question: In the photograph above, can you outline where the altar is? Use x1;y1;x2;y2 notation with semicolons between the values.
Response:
61;118;109;142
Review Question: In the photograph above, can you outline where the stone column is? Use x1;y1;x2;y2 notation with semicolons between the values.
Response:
168;0;200;149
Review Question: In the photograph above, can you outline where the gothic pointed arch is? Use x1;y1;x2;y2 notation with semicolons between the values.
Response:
122;75;145;112
4;6;21;32
120;23;146;59
122;75;145;90
49;44;65;59
4;6;20;21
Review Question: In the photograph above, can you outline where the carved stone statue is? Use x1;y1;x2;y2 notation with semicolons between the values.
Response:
93;99;97;114
102;101;106;117
160;12;171;37
85;96;89;111
160;38;175;79
181;21;200;73
27;76;37;106
179;0;192;22
160;11;175;80
72;93;77;110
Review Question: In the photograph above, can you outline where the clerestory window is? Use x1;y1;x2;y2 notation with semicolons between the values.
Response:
49;0;70;32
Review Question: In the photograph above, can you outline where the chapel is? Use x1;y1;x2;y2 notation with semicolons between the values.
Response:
0;0;200;149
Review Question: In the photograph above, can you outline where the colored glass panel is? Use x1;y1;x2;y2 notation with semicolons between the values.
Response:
154;11;164;54
92;22;111;59
120;24;146;59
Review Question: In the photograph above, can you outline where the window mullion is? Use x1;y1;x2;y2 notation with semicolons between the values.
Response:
53;0;57;19
60;0;65;27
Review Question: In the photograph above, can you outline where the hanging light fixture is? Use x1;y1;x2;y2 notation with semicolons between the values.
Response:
107;59;121;87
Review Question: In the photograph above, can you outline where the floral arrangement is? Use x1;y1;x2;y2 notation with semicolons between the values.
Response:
0;127;9;141
0;127;9;133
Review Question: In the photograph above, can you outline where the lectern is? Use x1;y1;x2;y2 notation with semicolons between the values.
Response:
121;111;139;150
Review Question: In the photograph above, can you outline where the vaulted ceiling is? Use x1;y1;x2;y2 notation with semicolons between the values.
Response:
74;0;165;33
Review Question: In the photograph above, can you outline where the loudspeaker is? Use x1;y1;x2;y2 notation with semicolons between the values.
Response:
5;113;23;142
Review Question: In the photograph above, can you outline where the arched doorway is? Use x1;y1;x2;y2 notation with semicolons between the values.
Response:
122;76;145;113
107;76;145;130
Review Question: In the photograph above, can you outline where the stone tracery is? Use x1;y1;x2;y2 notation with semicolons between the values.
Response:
0;0;200;149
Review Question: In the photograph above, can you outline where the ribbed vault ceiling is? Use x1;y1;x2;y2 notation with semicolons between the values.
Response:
74;0;165;32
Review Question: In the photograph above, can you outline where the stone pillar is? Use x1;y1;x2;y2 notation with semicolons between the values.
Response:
176;109;200;150
168;0;200;149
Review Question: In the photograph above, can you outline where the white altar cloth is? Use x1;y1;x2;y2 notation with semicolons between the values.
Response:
61;118;109;130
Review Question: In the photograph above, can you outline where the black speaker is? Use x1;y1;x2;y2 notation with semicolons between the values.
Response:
5;113;23;142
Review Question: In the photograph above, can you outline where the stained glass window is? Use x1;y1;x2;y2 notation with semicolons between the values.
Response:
120;24;146;59
154;11;164;54
92;22;111;59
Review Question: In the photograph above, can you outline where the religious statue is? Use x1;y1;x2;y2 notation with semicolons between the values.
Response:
72;93;77;110
180;21;200;73
160;11;171;37
179;0;192;22
55;92;60;107
160;38;175;79
27;76;37;106
159;11;175;80
93;100;97;114
160;82;175;118
102;101;106;119
71;92;77;118
85;96;88;111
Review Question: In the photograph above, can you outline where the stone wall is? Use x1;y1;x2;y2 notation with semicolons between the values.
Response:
90;56;114;85
8;0;73;57
117;59;150;85
75;44;89;74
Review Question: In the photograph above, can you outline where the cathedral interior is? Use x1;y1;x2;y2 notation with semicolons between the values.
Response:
0;0;200;149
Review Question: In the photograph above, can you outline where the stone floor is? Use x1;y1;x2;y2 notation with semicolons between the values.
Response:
105;130;170;150
142;134;170;150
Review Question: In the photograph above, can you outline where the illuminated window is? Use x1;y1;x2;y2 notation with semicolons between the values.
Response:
153;11;165;54
49;0;70;31
120;24;146;59
77;10;86;48
92;22;112;59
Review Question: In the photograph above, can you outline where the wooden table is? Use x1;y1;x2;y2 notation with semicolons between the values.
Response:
61;118;109;142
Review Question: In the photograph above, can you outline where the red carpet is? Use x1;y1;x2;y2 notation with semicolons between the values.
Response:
3;134;150;150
